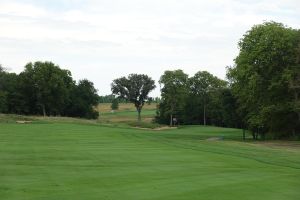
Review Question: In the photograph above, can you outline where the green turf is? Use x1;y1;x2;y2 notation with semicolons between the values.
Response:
0;123;299;200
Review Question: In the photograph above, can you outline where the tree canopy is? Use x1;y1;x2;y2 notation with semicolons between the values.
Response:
156;70;231;127
0;61;99;119
189;71;227;125
227;21;300;138
111;74;156;121
157;70;188;126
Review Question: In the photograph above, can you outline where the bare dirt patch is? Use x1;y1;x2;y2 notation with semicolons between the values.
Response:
16;120;32;124
135;126;178;131
206;137;224;141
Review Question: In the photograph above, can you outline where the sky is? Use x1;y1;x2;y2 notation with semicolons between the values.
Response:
0;0;299;96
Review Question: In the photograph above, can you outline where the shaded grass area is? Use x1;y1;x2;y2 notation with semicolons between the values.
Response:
0;123;299;200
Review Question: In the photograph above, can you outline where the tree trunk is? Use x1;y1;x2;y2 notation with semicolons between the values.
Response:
170;114;173;126
42;104;46;117
137;108;141;122
252;132;256;140
203;104;206;126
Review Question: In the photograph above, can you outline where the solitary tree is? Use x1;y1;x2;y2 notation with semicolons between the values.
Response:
111;74;156;122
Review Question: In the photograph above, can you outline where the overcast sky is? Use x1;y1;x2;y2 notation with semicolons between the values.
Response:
0;0;299;96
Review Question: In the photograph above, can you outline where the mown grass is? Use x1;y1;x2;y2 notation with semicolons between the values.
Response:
0;120;299;200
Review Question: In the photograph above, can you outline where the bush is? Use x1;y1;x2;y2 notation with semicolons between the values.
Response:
111;99;119;110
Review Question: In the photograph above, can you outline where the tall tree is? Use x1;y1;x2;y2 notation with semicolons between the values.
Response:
228;21;300;138
111;74;155;122
19;61;74;116
189;71;226;125
158;70;188;126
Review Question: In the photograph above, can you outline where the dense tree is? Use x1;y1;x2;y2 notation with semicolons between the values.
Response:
157;69;242;128
19;62;74;116
157;70;188;126
0;66;23;114
0;61;99;119
66;79;99;119
227;21;300;138
111;74;156;121
188;71;227;125
218;88;242;128
0;65;7;113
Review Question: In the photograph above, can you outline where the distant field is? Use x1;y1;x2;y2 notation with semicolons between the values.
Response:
97;103;157;123
97;103;157;113
0;119;300;200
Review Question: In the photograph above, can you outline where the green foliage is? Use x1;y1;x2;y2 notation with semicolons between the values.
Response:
99;95;128;103
0;68;23;114
156;70;237;128
0;61;99;119
111;98;119;110
111;74;156;121
188;71;227;125
0;90;7;113
66;79;99;119
228;21;300;138
19;61;74;116
157;70;188;125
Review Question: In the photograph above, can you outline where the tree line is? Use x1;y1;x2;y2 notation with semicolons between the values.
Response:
1;21;299;139
0;62;99;119
156;22;300;139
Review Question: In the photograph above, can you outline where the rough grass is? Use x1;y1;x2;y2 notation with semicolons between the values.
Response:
97;103;157;124
97;103;157;113
0;121;299;200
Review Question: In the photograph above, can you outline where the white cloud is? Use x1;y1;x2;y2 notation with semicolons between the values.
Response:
0;0;299;96
0;2;46;17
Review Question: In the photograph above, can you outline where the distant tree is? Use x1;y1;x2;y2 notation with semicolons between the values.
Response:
0;66;23;114
0;66;7;113
0;61;100;119
19;61;74;116
154;97;161;103
66;79;99;119
99;95;115;103
147;97;153;105
111;98;119;110
111;74;156;122
158;70;188;126
189;71;226;125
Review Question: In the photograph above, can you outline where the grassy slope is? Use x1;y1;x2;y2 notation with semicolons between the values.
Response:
0;122;299;200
